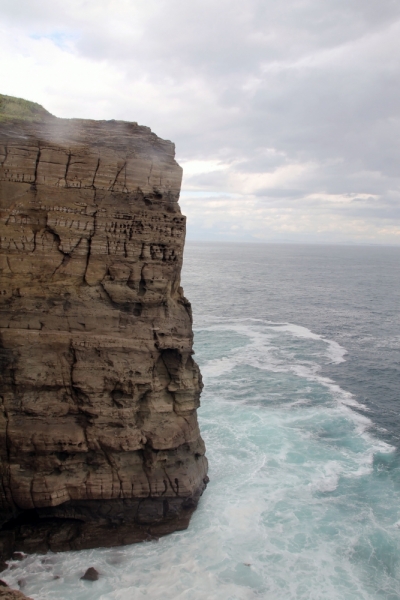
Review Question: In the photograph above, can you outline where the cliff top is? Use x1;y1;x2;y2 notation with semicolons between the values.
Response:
0;94;181;201
0;95;178;159
0;94;53;123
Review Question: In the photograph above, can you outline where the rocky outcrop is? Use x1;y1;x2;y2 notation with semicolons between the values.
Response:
0;581;33;600
0;95;208;563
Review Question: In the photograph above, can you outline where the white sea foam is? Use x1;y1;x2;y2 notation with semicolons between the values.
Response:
270;323;347;364
200;356;236;378
199;319;394;457
309;460;341;493
197;318;347;365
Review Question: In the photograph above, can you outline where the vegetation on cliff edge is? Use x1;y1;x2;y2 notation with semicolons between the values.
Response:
0;94;52;122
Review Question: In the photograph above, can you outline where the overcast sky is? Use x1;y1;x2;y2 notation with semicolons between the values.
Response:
1;0;400;244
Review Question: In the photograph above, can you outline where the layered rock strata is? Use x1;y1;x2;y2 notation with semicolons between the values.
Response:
0;95;208;563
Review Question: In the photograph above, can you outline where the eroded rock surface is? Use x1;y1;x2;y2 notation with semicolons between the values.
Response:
0;95;208;563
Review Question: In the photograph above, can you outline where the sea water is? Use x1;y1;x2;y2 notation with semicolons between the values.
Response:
3;243;400;600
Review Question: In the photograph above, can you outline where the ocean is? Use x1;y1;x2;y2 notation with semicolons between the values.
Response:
3;242;400;600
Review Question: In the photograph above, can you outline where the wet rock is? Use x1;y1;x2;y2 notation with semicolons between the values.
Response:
0;579;33;599
81;567;99;582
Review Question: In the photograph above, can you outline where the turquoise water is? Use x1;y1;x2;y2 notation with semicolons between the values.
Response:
3;243;400;599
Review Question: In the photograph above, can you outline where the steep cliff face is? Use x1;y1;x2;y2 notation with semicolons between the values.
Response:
0;95;208;560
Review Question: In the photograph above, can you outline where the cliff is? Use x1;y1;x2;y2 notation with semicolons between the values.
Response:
0;95;208;563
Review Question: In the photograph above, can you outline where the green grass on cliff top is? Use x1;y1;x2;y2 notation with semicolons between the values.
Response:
0;94;52;122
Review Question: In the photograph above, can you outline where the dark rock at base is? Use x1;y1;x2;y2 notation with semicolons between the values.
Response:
0;484;206;567
81;567;99;582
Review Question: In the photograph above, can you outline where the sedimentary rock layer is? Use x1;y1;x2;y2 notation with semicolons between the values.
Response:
0;95;208;561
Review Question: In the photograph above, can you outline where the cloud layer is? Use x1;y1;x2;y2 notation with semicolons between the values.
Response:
1;0;400;243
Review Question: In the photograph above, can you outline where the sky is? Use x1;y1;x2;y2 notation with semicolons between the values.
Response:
1;0;400;244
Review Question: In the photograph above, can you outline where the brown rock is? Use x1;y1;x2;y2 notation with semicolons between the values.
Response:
0;580;32;600
80;567;99;581
0;591;33;600
0;95;208;564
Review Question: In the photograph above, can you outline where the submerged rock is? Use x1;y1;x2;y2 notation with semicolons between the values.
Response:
0;94;208;564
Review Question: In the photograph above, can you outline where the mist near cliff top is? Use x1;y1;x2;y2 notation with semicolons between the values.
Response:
1;0;400;244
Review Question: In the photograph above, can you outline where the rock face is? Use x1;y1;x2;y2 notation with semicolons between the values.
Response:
0;95;208;562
